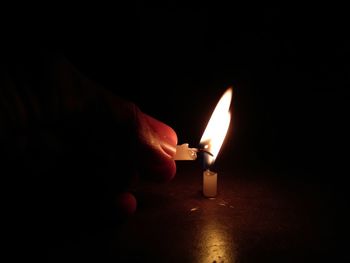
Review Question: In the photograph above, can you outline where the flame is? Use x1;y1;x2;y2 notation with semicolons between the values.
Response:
200;87;232;165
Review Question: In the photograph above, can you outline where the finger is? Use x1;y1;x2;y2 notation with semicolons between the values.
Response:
115;192;137;217
137;112;178;182
143;113;177;157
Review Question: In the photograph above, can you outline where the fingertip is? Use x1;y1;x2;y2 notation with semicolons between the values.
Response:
153;159;177;182
137;112;178;182
142;113;178;157
141;153;177;183
165;159;177;182
115;192;137;216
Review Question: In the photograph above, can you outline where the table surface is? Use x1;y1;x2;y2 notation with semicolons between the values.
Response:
48;162;346;262
109;162;344;263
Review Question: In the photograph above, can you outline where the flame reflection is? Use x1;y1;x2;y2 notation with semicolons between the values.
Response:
197;221;236;263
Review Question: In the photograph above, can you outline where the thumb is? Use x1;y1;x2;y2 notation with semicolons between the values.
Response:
137;112;178;182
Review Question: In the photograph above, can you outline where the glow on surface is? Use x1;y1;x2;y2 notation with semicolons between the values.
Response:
197;221;236;263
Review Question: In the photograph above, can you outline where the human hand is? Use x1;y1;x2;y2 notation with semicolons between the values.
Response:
1;51;178;253
46;57;178;220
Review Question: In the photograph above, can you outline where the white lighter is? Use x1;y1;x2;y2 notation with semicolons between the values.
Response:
173;143;198;160
173;143;216;198
173;143;213;161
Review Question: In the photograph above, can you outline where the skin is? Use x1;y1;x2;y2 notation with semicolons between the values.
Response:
1;51;179;253
116;111;178;216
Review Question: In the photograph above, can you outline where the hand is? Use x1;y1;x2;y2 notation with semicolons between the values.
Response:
1;50;178;255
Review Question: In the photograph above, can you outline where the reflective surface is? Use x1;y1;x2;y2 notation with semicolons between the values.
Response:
197;220;236;263
112;162;341;262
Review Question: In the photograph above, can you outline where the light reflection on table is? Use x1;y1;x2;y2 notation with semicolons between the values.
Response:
197;219;236;263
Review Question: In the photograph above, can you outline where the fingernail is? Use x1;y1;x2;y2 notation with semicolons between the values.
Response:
143;113;177;157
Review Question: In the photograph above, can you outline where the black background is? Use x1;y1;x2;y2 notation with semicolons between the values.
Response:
3;6;349;262
11;6;348;261
63;6;349;183
63;10;350;254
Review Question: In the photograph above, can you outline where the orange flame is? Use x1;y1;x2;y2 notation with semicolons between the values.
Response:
200;87;232;165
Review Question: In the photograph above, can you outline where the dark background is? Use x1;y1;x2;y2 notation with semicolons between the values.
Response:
57;6;349;261
63;6;349;181
2;6;349;262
